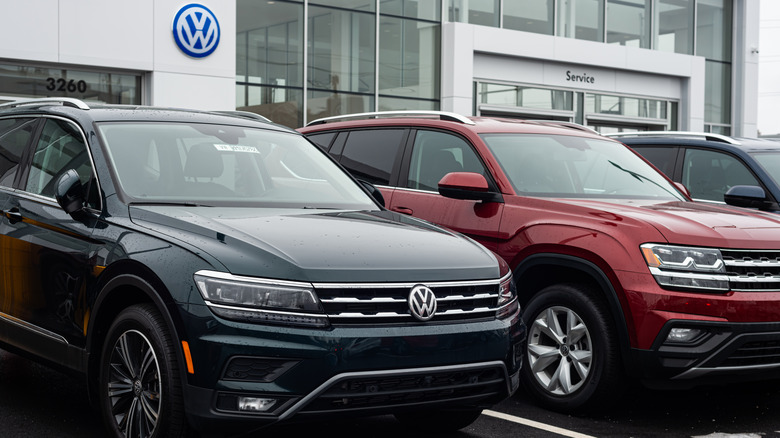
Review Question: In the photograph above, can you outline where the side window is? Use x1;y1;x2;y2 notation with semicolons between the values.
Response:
25;119;98;208
406;130;486;191
307;132;336;151
0;117;36;188
682;149;759;202
339;129;405;185
631;146;678;178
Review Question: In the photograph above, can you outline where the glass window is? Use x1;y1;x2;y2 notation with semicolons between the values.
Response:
237;84;303;129
307;132;337;151
0;118;36;187
751;152;780;189
407;130;485;191
99;122;376;210
446;0;499;27
631;146;678;178
308;6;375;94
339;129;406;185
478;83;574;111
0;63;141;104
697;0;732;62
26;119;98;208
307;90;374;123
310;0;374;11
380;0;440;21
607;0;650;48
705;60;731;126
558;0;605;42
682;149;757;202
378;96;439;111
504;0;554;34
654;0;693;54
379;16;440;100
585;93;668;119
481;133;684;200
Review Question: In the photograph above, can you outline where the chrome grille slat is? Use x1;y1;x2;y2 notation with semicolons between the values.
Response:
314;279;501;324
721;250;780;291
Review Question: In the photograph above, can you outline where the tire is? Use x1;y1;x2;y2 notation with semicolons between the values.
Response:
395;408;483;432
520;283;624;413
98;304;189;438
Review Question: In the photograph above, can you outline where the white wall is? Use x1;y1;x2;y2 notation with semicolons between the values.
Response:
0;0;236;110
441;22;707;131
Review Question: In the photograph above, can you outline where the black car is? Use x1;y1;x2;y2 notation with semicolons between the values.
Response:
0;98;524;437
610;132;780;212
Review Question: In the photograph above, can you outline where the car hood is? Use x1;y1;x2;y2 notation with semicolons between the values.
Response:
558;198;780;248
128;206;499;282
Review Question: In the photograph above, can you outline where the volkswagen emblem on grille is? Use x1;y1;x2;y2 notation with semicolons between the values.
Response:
408;285;437;321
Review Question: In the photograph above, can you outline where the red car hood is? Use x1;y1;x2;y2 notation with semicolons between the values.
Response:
561;199;780;248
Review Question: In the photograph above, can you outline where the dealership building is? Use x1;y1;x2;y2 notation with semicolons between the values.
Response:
0;0;757;136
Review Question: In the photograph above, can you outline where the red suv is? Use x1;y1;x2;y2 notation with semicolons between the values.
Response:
300;111;780;412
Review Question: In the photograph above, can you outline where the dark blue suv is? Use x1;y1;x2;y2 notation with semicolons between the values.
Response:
611;132;780;212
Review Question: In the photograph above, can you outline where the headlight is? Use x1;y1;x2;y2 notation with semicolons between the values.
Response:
194;270;329;327
640;244;729;291
497;271;519;319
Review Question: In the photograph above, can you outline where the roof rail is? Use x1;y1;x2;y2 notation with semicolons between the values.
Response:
0;97;90;110
211;110;272;123
605;131;739;145
530;120;599;135
306;110;475;126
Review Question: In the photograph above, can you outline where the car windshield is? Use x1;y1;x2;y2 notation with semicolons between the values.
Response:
750;151;780;188
481;133;685;201
97;122;378;210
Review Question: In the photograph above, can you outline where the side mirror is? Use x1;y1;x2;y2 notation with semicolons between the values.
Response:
724;185;770;210
438;172;503;203
359;180;385;207
55;169;86;215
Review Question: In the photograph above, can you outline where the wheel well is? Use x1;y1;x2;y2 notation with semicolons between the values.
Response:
514;254;633;370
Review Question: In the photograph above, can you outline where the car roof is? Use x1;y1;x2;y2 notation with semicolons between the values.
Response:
611;132;780;154
0;98;295;134
299;110;607;140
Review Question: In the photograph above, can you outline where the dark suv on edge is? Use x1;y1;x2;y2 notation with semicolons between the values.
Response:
300;111;780;413
610;132;780;213
0;99;525;437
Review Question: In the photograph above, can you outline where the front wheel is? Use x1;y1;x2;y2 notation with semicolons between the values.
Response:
98;304;189;438
520;284;624;413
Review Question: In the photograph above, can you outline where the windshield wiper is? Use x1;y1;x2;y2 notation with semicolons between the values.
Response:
129;201;213;207
607;160;681;198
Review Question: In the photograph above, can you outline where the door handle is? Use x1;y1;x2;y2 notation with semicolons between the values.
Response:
392;207;413;215
4;208;22;224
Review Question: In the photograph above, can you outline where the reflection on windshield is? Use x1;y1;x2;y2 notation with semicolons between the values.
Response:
98;122;377;210
480;134;685;201
751;152;780;188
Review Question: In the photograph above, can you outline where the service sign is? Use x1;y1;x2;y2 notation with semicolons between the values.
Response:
172;3;221;58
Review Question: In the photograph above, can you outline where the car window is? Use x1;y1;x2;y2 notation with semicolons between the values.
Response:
0;117;36;188
682;149;759;202
481;133;684;200
407;130;486;191
98;122;377;210
631;146;678;177
307;132;336;151
751;152;780;189
339;129;405;186
25;118;99;208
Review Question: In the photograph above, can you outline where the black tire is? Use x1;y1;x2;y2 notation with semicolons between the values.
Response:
98;304;189;438
395;408;483;433
520;283;624;413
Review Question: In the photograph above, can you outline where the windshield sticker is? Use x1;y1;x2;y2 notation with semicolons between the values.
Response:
214;144;261;154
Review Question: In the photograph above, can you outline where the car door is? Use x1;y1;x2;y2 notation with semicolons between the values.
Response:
0;116;101;361
680;148;765;204
388;129;504;246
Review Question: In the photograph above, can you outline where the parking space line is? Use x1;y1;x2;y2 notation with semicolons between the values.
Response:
484;409;597;438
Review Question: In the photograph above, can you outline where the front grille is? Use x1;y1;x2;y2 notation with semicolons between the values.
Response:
222;357;300;382
314;279;501;324
721;249;780;291
298;364;507;414
720;339;780;368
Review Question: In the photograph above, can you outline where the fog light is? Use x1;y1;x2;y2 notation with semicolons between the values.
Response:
666;328;703;343
238;397;277;412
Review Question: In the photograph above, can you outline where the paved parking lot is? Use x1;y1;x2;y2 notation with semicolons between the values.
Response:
1;347;778;437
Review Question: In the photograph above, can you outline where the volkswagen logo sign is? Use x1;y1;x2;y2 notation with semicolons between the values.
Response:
172;4;220;58
408;285;437;322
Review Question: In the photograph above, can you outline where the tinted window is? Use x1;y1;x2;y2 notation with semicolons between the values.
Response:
682;149;758;202
25;118;99;208
307;132;336;151
339;129;405;185
632;146;678;177
0;117;36;187
407;130;485;191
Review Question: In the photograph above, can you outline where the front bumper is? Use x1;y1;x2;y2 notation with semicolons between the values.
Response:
181;304;525;434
